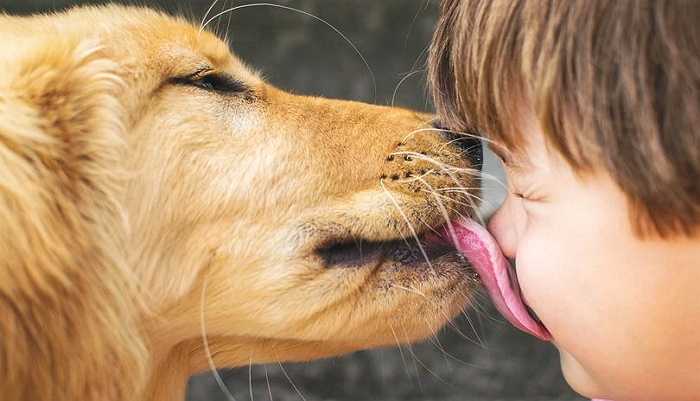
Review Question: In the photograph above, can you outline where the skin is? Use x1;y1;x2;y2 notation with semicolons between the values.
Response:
487;115;700;401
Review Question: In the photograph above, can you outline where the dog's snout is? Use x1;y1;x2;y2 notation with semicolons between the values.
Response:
432;122;483;170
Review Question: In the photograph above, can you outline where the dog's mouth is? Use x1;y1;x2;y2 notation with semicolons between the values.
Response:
314;224;477;277
317;230;455;268
310;217;552;341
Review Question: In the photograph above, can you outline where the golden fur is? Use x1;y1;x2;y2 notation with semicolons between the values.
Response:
0;5;481;401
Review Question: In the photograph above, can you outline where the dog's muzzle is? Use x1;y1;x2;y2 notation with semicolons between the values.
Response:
432;121;484;171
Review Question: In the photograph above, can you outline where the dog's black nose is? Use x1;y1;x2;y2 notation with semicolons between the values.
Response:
432;122;483;170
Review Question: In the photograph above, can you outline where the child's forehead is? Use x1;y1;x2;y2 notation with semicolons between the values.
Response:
487;113;541;167
488;121;571;178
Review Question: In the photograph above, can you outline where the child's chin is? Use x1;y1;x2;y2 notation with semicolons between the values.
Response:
556;347;612;400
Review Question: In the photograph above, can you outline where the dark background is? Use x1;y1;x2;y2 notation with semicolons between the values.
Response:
1;1;585;400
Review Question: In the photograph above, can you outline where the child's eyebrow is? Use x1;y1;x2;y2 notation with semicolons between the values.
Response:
488;144;514;164
503;161;534;176
489;145;535;172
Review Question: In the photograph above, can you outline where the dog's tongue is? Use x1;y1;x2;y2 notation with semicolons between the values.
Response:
449;218;552;341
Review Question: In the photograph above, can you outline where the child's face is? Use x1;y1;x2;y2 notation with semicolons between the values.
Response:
487;117;700;401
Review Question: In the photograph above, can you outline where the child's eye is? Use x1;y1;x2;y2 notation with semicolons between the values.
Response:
512;190;540;202
512;191;531;200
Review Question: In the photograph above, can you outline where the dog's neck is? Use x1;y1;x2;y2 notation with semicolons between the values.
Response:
141;331;366;401
140;334;260;401
143;341;193;401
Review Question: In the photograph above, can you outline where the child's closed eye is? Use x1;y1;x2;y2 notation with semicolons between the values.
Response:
510;184;546;203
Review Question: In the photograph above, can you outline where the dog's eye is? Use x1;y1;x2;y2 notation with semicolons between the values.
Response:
190;76;216;91
173;73;248;95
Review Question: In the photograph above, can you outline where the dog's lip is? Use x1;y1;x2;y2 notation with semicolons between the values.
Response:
314;224;474;271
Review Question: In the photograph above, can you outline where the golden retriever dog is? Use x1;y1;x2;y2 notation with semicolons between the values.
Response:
0;4;483;401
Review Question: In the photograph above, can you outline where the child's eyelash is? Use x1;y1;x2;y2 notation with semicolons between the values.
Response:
512;190;538;201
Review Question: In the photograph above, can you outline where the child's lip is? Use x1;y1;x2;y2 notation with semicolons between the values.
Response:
526;305;546;326
447;217;552;341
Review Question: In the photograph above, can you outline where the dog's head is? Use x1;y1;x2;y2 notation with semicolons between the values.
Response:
0;4;483;400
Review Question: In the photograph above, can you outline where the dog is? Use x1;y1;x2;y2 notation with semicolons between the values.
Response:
0;4;483;401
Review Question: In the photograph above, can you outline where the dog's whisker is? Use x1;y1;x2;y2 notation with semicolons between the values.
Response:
399;126;488;147
396;169;438;184
435;186;482;192
431;162;485;223
248;356;255;401
214;1;225;39
276;360;308;401
386;151;482;194
391;284;428;298
389;325;412;379
465;289;495;318
389;151;483;179
454;304;486;348
410;281;483;349
390;248;487;351
411;156;483;218
264;364;274;401
436;136;482;155
200;0;221;32
380;179;434;270
399;325;423;389
429;187;483;202
474;170;507;190
422;189;486;216
406;126;515;171
391;69;424;107
224;0;235;43
424;328;486;376
454;289;502;345
412;328;458;389
202;3;377;103
413;351;452;388
399;127;444;143
425;335;477;370
200;275;238;401
387;146;488;228
422;316;449;361
417;178;461;252
427;333;487;368
420;126;504;152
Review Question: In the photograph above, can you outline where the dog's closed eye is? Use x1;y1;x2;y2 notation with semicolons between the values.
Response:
171;72;249;96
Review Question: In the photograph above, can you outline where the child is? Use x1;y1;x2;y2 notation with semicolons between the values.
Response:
428;1;700;400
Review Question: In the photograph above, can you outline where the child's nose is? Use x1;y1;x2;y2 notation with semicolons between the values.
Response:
486;200;518;260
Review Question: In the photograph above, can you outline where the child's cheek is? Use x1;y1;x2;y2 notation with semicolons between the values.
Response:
514;236;608;395
514;231;574;339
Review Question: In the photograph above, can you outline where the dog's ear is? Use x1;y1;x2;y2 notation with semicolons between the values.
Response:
0;37;146;401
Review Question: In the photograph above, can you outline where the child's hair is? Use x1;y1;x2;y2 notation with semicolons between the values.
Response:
429;0;700;238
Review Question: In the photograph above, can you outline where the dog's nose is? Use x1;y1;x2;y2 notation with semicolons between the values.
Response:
432;122;483;170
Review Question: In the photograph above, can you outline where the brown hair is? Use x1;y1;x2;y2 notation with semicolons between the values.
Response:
429;0;700;238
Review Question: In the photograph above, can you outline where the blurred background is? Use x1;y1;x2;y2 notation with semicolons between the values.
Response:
0;1;585;400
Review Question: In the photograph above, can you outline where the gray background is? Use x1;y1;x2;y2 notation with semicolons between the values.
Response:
0;1;585;400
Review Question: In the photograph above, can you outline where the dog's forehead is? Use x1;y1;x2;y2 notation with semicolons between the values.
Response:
9;5;252;80
91;6;246;77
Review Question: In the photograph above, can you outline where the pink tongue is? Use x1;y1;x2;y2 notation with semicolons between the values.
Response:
449;218;552;341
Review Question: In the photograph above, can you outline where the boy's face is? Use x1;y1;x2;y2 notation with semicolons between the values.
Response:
487;117;700;401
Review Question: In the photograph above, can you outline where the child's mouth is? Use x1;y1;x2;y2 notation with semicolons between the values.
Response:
448;218;552;341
